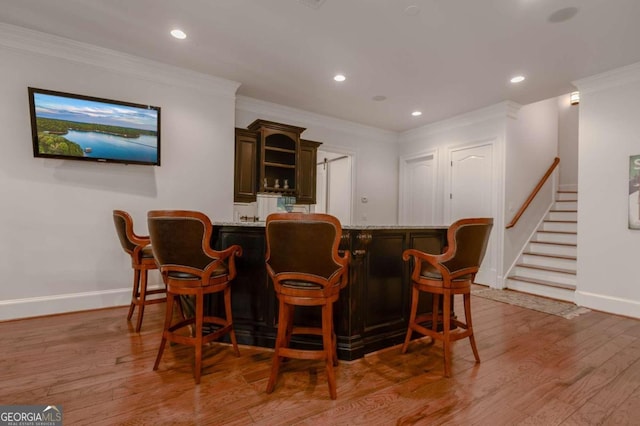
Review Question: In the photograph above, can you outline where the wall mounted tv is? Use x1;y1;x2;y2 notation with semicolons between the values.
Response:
28;87;161;166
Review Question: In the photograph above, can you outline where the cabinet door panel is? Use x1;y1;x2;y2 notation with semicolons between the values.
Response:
234;129;257;202
298;139;321;204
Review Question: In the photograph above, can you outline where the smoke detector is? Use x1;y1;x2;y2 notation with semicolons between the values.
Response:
299;0;326;9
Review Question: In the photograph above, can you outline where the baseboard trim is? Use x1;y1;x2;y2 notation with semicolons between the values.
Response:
575;290;640;319
0;285;164;321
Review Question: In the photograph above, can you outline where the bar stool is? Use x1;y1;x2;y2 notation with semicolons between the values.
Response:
401;217;493;377
113;210;165;332
147;210;242;384
265;212;350;399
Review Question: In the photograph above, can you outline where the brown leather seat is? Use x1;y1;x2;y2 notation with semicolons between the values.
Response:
113;210;166;332
147;210;242;384
265;212;350;399
401;217;493;377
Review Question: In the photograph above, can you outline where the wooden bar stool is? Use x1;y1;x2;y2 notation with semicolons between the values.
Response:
147;210;242;384
265;212;350;399
113;210;165;333
401;217;493;377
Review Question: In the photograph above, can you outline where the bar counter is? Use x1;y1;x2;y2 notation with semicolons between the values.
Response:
208;221;448;360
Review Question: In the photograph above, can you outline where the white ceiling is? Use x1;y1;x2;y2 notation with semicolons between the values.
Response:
2;0;640;132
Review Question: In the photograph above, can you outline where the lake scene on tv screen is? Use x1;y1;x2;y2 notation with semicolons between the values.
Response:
33;92;159;164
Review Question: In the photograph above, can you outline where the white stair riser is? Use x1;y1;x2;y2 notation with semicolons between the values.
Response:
557;192;578;201
506;279;575;303
528;242;577;257
514;267;577;285
554;201;577;210
541;221;577;232
534;232;577;244
548;211;577;221
521;254;577;270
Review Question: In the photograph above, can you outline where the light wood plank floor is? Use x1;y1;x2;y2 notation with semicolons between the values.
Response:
2;291;640;425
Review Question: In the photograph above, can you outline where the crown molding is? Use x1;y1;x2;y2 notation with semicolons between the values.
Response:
0;23;240;98
399;101;521;144
573;61;640;95
236;95;398;143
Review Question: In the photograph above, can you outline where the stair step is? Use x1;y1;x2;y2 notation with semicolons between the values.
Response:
506;276;576;303
514;264;577;285
522;252;577;270
541;220;577;232
548;210;577;221
522;252;576;261
553;200;577;210
534;231;577;244
507;275;577;291
557;190;578;199
529;241;577;257
515;263;576;275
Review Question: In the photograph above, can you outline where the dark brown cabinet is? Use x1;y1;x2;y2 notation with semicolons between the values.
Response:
233;119;321;204
297;139;322;204
233;128;258;202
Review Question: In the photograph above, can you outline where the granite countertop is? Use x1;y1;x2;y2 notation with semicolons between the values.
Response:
214;221;447;230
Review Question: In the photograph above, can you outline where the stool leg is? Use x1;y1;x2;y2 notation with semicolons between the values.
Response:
284;304;294;348
154;292;174;371
266;300;288;394
432;294;439;333
224;286;240;356
332;330;339;367
135;268;149;332
401;285;419;354
194;291;204;384
323;302;337;400
442;291;452;378
464;292;480;363
127;268;140;320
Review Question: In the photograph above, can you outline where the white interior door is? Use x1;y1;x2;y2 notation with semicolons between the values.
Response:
316;150;352;225
448;142;497;286
400;153;436;225
449;144;493;221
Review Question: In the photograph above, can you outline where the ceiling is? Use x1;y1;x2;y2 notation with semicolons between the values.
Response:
2;0;640;132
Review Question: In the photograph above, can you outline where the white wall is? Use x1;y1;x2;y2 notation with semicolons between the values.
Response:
557;93;579;190
398;103;513;226
503;98;559;275
0;25;239;320
235;96;398;225
574;62;640;318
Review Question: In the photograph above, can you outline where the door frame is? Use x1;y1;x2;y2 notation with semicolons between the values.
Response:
398;149;438;225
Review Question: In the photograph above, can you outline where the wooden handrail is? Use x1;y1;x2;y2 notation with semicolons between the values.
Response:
506;157;560;229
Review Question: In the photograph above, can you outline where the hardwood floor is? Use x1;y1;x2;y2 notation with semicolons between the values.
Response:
2;291;640;425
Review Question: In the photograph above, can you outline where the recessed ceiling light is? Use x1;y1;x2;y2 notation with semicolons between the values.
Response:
411;111;422;117
510;75;525;83
170;29;187;40
334;74;346;82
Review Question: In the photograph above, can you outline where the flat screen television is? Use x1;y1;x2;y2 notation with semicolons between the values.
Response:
28;87;161;166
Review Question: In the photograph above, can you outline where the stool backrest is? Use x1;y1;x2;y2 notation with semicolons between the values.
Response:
440;218;493;276
113;210;137;254
147;210;215;271
265;213;348;291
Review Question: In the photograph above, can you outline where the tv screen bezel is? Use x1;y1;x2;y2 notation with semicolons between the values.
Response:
28;87;161;166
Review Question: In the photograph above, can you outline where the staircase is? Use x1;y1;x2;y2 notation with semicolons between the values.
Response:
506;190;577;302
